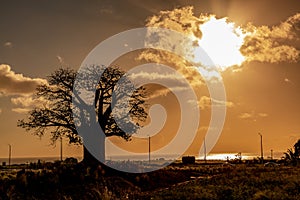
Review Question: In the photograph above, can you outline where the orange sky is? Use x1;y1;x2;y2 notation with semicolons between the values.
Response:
0;0;299;159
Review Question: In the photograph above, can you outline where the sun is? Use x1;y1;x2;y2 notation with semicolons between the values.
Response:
192;16;248;70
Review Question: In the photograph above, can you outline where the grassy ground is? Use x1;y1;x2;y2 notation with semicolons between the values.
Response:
1;163;300;199
138;164;300;199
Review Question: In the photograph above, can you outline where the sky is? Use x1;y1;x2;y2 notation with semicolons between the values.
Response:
0;0;300;160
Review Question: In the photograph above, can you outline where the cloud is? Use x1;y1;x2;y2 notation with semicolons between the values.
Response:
241;13;300;63
3;42;13;48
129;71;193;87
11;96;46;108
258;113;268;117
147;86;192;100
11;108;31;114
11;94;49;114
130;70;233;108
145;6;200;35
284;78;294;84
141;6;246;70
0;64;48;113
56;55;64;64
0;64;47;96
198;96;234;109
239;112;253;119
142;6;299;73
239;111;268;120
137;50;206;87
128;66;205;100
139;6;223;82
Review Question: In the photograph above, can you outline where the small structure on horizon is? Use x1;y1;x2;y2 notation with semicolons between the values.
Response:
182;156;196;164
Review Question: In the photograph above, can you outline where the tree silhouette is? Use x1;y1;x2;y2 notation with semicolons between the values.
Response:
293;139;300;158
18;66;148;163
283;139;300;166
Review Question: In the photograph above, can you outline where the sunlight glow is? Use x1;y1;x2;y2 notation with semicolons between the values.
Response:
197;153;256;160
193;16;248;70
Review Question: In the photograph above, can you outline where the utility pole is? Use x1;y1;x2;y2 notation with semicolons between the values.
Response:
204;136;207;163
271;149;273;160
258;133;263;163
148;135;151;164
8;144;11;168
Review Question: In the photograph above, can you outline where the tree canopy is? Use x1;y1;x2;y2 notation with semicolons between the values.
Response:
18;66;148;161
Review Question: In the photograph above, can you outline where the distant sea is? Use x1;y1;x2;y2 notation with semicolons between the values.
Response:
0;152;284;165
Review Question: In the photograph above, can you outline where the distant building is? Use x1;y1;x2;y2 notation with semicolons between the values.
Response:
182;156;195;164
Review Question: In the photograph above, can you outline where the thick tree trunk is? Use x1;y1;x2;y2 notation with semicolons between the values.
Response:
83;146;100;165
82;132;106;166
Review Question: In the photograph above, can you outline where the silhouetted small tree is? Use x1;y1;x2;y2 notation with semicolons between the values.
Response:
284;139;300;165
293;139;300;158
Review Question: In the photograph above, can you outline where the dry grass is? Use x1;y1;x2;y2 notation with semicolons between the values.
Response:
1;163;300;199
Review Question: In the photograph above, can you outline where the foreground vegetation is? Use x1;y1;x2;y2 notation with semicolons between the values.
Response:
141;164;300;200
14;66;300;199
1;161;300;199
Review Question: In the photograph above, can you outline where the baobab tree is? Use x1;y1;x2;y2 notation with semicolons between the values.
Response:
18;66;148;164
